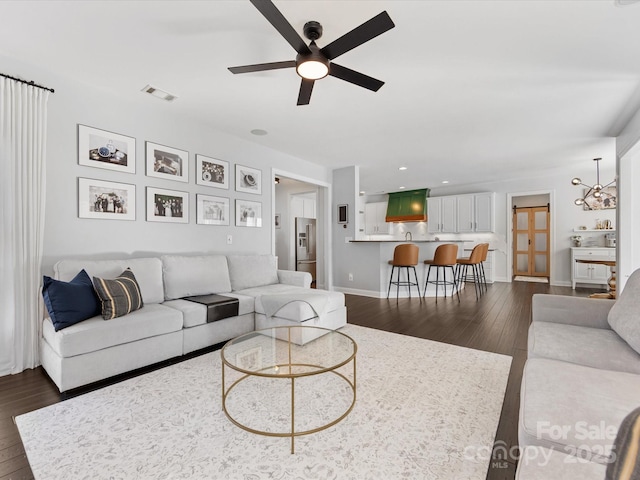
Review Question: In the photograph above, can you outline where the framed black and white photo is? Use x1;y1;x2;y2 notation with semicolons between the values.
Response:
78;125;136;174
196;194;230;226
78;177;135;220
235;164;262;195
196;155;229;189
146;142;189;182
146;187;188;223
235;199;262;227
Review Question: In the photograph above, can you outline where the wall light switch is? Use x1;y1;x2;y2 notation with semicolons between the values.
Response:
226;234;232;245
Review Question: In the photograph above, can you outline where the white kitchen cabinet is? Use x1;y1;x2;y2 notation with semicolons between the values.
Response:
571;247;615;289
427;198;441;234
429;193;495;233
365;202;391;235
291;196;316;219
456;195;475;233
427;197;456;233
474;192;495;232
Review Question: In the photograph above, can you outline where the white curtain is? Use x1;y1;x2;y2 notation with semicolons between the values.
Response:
0;76;50;376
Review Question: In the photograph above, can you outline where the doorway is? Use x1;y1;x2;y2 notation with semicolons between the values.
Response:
512;205;550;278
273;174;328;289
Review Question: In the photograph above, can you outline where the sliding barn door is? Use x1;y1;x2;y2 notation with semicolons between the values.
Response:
513;206;550;277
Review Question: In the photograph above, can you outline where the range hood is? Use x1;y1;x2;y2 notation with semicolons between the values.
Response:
385;188;429;222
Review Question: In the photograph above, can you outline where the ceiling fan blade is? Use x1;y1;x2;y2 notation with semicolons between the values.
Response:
250;0;312;55
320;11;395;60
329;63;384;92
228;60;296;74
297;79;315;105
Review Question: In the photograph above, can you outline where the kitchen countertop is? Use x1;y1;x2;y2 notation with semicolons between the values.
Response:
349;239;466;243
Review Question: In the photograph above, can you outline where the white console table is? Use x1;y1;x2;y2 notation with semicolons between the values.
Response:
571;247;616;289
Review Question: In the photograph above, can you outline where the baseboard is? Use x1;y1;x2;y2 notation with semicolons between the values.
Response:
333;286;382;298
334;285;471;299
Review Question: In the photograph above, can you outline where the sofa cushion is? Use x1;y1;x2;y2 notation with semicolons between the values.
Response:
42;270;101;331
528;321;640;374
54;258;165;304
515;447;606;480
519;358;640;464
237;284;345;322
227;254;278;291
93;268;144;320
161;254;232;300
42;303;183;358
163;293;254;328
608;268;640;354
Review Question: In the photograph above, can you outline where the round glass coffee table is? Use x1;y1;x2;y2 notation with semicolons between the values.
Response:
221;326;357;453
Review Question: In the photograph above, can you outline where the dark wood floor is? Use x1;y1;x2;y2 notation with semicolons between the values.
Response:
0;280;592;480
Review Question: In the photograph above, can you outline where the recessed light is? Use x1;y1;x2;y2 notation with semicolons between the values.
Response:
251;129;268;136
399;186;406;189
441;180;450;184
141;84;178;102
398;167;407;171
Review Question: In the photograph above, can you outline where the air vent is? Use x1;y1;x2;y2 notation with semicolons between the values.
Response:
141;84;178;102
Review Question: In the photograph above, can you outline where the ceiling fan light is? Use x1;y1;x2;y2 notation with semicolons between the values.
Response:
575;198;584;205
296;59;329;80
593;184;603;191
593;191;602;198
571;178;581;185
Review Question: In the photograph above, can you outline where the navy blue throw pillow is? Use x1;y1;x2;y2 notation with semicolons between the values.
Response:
42;269;101;331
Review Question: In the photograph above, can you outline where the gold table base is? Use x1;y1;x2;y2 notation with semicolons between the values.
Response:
221;327;357;454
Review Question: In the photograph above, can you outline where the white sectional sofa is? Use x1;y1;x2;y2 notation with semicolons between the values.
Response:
40;253;346;392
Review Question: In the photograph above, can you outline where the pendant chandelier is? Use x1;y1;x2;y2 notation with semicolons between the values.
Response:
571;158;616;210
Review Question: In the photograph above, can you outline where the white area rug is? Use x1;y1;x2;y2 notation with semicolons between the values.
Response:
514;276;549;283
17;325;511;480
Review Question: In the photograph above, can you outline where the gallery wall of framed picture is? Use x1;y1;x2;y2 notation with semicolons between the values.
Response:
75;124;265;228
146;142;189;183
78;125;136;174
78;177;136;220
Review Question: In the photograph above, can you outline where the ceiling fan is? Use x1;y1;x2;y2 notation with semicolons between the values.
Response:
228;0;395;105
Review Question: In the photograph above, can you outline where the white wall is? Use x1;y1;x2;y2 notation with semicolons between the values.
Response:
332;166;377;291
616;106;640;292
0;55;330;276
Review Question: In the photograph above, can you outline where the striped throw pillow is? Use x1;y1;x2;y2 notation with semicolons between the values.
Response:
606;406;640;480
93;268;144;320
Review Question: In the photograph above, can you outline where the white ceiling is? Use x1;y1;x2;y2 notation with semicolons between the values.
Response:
2;0;640;194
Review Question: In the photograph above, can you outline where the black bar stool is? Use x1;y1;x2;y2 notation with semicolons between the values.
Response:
423;243;460;302
387;243;421;299
456;244;484;299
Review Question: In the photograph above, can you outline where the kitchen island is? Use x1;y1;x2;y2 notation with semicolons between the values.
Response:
348;240;470;297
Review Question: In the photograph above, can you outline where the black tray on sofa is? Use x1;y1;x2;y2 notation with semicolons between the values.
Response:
183;294;239;323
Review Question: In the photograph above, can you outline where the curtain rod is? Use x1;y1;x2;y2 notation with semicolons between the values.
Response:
0;72;55;93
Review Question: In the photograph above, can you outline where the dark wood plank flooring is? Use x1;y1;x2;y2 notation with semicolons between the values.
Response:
0;280;593;480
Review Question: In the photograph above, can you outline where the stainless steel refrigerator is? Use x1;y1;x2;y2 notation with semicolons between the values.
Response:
295;217;316;285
